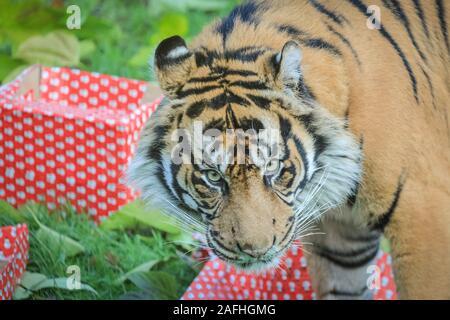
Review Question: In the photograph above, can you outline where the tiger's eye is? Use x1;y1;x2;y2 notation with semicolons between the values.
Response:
265;159;280;173
206;170;222;183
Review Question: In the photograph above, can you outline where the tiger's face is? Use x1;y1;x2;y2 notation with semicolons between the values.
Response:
128;36;362;271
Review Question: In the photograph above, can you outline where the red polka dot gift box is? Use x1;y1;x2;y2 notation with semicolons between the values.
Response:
182;245;397;300
0;65;162;222
0;224;29;300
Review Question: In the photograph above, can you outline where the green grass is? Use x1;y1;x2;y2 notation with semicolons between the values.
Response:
0;201;201;300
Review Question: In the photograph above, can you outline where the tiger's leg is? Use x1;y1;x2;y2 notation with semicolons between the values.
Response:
304;207;382;300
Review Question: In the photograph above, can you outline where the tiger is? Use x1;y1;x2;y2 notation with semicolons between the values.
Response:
128;0;450;299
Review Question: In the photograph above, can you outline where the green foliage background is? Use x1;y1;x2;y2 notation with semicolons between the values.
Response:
0;0;240;84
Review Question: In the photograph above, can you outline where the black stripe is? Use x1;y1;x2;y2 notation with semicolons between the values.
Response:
208;239;238;261
216;1;263;45
302;38;342;56
195;47;268;67
210;92;250;110
412;0;430;39
186;100;207;118
304;84;316;100
347;0;419;103
276;25;342;56
224;47;268;62
277;24;308;37
326;24;362;66
147;124;170;160
277;162;297;189
292;136;310;190
188;69;259;84
347;180;360;207
371;173;406;231
315;242;379;269
277;221;295;245
436;0;450;54
382;0;428;62
176;113;183;126
308;0;348;25
225;104;239;128
246;94;271;109
155;165;176;202
177;85;221;98
297;81;315;100
204;118;225;131
236;118;265;132
170;163;186;201
326;287;368;297
222;69;259;77
274;115;302;192
188;75;224;84
420;64;437;109
297;113;329;160
185;92;252;118
228;80;269;90
317;242;379;258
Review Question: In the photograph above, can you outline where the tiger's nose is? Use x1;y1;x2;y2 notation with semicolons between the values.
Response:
236;241;273;258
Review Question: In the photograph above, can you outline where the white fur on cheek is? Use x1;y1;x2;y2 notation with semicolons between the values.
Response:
182;193;198;210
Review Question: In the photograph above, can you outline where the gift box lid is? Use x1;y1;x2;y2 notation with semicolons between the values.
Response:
0;65;162;126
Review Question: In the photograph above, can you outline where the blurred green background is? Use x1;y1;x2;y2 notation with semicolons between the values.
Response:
0;0;240;84
0;0;240;300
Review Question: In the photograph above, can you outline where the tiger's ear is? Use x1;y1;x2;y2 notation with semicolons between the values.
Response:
272;41;303;93
154;36;195;98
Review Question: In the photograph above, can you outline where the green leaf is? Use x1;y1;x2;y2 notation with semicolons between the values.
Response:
16;202;47;227
13;272;47;299
73;16;122;42
149;13;189;47
34;278;98;295
101;200;180;235
99;210;137;231
0;200;27;224
184;0;230;11
128;46;153;67
35;224;85;257
13;272;97;299
380;236;391;253
167;231;197;251
14;30;80;67
1;65;28;85
0;54;24;83
125;271;178;300
115;259;160;284
79;40;96;59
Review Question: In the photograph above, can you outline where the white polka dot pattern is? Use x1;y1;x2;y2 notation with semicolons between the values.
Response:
0;66;162;222
183;245;398;300
0;224;29;300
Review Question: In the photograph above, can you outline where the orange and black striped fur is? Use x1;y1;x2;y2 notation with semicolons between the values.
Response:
128;0;450;299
